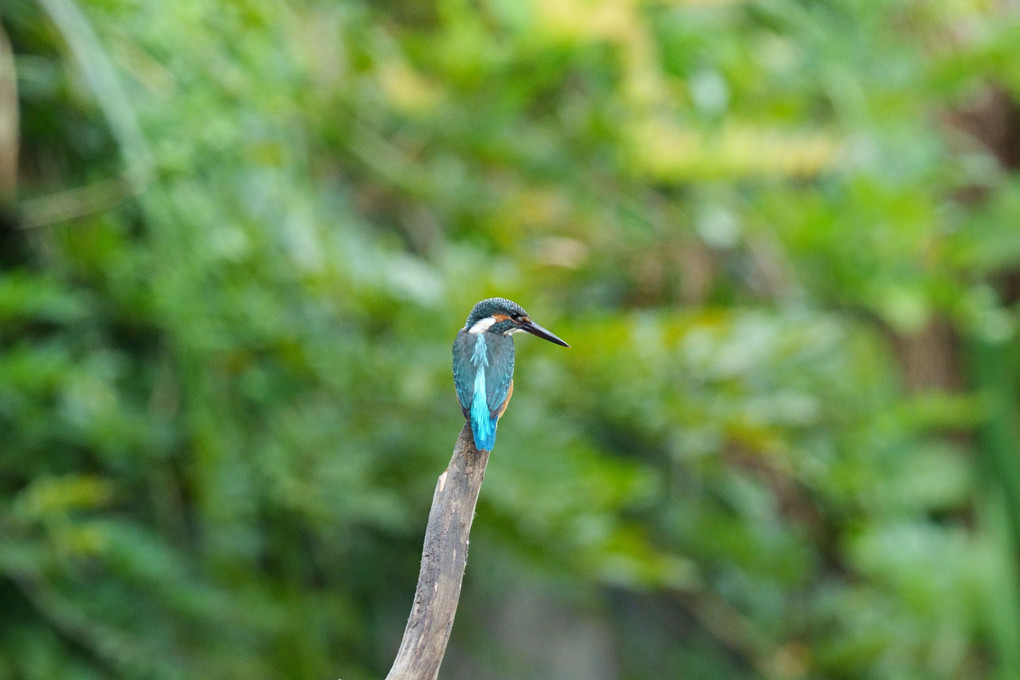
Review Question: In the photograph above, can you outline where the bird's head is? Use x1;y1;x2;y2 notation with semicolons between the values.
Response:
464;297;570;347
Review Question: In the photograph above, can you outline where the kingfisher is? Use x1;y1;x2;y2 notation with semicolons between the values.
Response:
453;297;569;451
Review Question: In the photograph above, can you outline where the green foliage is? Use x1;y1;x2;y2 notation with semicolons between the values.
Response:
2;0;1020;678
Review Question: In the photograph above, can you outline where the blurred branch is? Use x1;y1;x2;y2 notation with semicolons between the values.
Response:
37;0;152;189
348;120;428;194
19;176;134;229
683;591;799;680
383;424;490;680
969;338;1020;552
0;525;180;676
968;336;1020;676
0;17;17;203
15;0;152;228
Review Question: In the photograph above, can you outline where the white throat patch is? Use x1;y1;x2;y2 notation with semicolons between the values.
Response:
467;316;497;334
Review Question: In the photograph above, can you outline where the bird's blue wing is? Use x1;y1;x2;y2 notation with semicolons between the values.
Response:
482;334;515;419
452;330;476;417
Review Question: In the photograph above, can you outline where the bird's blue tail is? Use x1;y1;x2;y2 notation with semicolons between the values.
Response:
469;366;497;450
470;391;497;450
466;339;499;451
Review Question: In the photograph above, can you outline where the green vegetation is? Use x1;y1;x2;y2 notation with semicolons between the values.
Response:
2;1;1020;678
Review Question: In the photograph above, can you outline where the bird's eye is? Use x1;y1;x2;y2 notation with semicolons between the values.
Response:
511;313;522;322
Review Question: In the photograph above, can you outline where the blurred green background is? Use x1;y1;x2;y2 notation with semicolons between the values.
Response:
2;0;1020;678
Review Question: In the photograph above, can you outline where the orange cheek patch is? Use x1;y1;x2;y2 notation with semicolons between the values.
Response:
492;313;510;322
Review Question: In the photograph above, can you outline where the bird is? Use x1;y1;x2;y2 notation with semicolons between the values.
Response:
453;297;569;451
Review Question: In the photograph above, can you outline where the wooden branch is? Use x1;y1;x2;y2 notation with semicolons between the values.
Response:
384;423;490;680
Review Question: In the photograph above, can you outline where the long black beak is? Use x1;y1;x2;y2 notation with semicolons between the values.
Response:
521;321;570;347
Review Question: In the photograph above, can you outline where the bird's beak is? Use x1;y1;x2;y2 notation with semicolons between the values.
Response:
521;320;570;347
